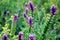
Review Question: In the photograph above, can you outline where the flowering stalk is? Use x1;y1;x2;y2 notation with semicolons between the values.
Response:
24;3;29;19
42;4;57;40
18;32;23;40
28;1;34;12
28;1;34;17
2;34;8;40
11;14;18;35
28;16;33;32
29;34;35;40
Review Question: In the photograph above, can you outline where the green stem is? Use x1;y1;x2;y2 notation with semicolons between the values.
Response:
29;26;31;33
42;15;53;40
11;20;16;35
31;12;33;17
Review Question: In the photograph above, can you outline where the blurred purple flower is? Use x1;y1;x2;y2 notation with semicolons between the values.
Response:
25;7;29;14
50;4;56;15
13;14;18;21
28;1;34;12
18;32;23;40
2;34;8;40
28;16;33;27
29;34;35;40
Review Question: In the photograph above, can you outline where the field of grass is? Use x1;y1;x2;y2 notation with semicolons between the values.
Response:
0;0;60;40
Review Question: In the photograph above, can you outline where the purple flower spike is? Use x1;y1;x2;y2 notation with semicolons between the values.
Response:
28;16;33;27
25;7;29;14
2;34;8;40
29;34;35;40
18;32;23;40
13;14;18;21
50;4;56;15
28;1;34;12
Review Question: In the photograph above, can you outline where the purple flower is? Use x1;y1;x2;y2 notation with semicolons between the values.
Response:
18;32;23;40
13;14;18;21
29;34;35;40
25;7;29;14
28;1;34;12
50;4;56;15
2;34;8;40
28;16;33;27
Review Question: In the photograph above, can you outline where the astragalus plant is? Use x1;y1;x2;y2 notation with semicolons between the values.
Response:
0;0;60;40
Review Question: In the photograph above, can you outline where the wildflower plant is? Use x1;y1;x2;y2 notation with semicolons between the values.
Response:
0;0;59;40
11;14;18;35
